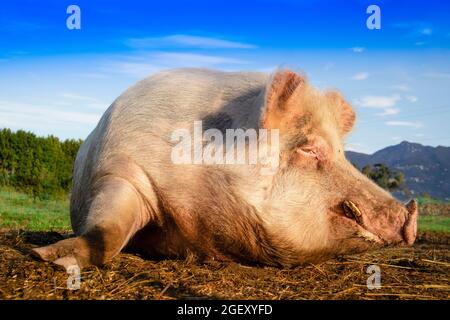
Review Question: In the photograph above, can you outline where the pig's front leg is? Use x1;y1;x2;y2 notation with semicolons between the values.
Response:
32;176;151;270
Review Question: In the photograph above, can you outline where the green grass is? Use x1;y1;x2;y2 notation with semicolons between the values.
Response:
418;215;450;233
0;187;70;231
0;187;449;233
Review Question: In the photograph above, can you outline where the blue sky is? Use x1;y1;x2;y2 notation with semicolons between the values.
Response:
1;0;450;153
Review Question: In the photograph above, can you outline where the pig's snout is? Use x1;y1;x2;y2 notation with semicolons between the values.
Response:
339;197;418;246
403;199;418;245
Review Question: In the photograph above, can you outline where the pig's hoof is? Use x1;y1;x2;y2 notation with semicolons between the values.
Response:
53;256;80;271
31;238;81;270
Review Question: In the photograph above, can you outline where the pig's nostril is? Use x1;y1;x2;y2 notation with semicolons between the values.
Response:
342;200;363;223
403;199;419;245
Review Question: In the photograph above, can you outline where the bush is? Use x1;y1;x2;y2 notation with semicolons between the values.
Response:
361;163;405;192
0;129;82;199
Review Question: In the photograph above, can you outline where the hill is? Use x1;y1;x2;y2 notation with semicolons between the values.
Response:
346;141;450;201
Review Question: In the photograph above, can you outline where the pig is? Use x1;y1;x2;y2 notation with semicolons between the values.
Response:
32;68;418;269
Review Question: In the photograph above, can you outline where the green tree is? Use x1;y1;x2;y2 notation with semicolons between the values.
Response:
361;163;405;192
0;129;83;199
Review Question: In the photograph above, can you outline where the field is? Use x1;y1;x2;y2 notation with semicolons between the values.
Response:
0;188;70;231
0;188;449;300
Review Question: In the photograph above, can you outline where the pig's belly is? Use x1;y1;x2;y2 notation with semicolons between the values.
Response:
124;223;231;261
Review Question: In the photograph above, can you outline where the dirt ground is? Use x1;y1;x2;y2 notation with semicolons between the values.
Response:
0;229;449;300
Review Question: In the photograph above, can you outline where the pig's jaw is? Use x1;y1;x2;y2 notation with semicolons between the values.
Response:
355;228;384;244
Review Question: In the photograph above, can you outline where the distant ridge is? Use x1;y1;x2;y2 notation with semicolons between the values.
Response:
346;141;450;201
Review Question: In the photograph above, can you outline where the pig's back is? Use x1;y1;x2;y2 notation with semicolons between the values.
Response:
109;68;268;129
95;68;267;166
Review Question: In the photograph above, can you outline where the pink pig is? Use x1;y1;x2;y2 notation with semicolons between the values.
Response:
33;68;418;269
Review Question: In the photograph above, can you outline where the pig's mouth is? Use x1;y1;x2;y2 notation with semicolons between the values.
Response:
340;199;418;246
341;200;385;245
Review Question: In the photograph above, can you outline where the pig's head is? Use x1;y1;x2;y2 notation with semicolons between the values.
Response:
260;70;418;263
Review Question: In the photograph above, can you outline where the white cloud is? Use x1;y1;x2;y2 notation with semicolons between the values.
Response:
60;93;98;102
73;72;109;79
355;95;401;108
60;93;108;110
345;142;366;152
154;52;245;65
257;66;278;73
323;62;334;71
350;47;365;53
0;100;101;138
103;52;247;78
378;108;400;116
355;95;402;117
345;142;374;153
423;72;450;79
125;34;256;49
106;61;159;77
351;72;369;80
345;145;360;152
386;121;423;128
420;28;433;35
393;22;434;38
405;95;418;103
391;84;410;92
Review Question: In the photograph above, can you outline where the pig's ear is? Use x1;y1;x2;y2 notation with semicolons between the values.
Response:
326;90;355;135
262;70;304;129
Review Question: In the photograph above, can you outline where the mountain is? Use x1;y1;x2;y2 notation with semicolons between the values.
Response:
346;141;450;201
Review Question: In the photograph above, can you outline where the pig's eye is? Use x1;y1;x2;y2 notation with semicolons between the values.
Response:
342;200;363;224
293;136;329;164
296;146;319;159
